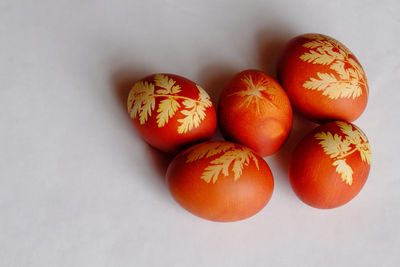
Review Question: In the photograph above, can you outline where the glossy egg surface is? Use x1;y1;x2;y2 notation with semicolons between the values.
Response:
289;121;371;209
279;34;368;122
219;70;292;156
127;74;216;153
166;141;274;221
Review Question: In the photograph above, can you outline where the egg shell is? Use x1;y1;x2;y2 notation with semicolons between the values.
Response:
218;70;293;156
278;33;368;123
289;121;371;209
166;141;274;222
127;74;217;154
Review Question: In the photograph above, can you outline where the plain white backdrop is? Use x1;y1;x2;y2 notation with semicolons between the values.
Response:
1;0;399;266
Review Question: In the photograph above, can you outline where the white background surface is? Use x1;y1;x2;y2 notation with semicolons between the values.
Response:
1;0;399;266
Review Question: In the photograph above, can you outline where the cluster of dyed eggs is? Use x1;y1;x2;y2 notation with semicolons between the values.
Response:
127;34;371;221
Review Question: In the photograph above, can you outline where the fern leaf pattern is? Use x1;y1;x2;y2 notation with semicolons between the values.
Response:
314;122;371;186
127;75;212;133
186;142;235;162
154;74;181;94
333;159;353;185
228;74;279;114
300;34;367;100
156;98;180;127
184;142;259;184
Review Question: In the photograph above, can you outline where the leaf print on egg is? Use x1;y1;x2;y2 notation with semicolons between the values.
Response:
314;121;371;185
300;34;368;100
127;74;213;134
184;142;259;184
228;74;280;115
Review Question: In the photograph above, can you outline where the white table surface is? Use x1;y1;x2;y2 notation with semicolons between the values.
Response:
1;0;399;266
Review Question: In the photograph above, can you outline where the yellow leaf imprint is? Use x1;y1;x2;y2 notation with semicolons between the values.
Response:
229;74;279;114
184;142;259;184
315;122;371;185
300;34;368;99
127;75;212;133
333;159;353;185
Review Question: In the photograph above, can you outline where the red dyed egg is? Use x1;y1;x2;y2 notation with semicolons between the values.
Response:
166;141;274;222
289;121;371;209
218;70;293;156
127;74;217;154
279;34;369;122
